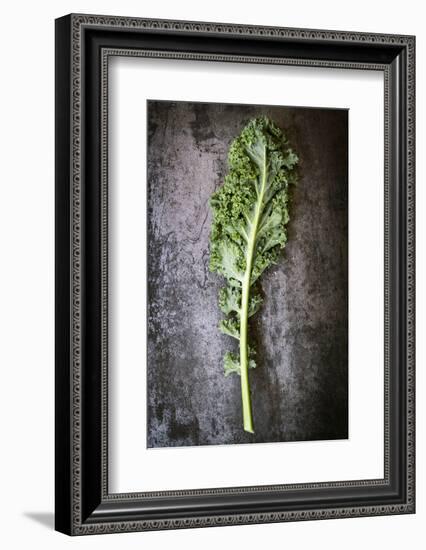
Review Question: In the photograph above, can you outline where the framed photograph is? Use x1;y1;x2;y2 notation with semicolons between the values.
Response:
55;14;415;535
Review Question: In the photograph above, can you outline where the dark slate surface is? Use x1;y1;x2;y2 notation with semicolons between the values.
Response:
146;100;348;448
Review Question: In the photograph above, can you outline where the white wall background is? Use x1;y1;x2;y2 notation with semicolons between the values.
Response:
0;0;423;548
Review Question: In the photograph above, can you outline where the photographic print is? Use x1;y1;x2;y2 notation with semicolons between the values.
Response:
56;16;415;533
147;100;348;448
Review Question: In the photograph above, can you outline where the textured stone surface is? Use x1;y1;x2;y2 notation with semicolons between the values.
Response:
146;100;348;447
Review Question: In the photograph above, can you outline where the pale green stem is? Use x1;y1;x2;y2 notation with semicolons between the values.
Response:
240;275;254;433
239;145;267;434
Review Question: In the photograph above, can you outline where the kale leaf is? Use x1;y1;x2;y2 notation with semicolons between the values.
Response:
209;116;298;433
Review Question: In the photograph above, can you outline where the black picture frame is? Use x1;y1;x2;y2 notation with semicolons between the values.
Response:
55;13;415;535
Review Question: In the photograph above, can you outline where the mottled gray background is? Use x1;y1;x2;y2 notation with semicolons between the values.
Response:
147;100;348;448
